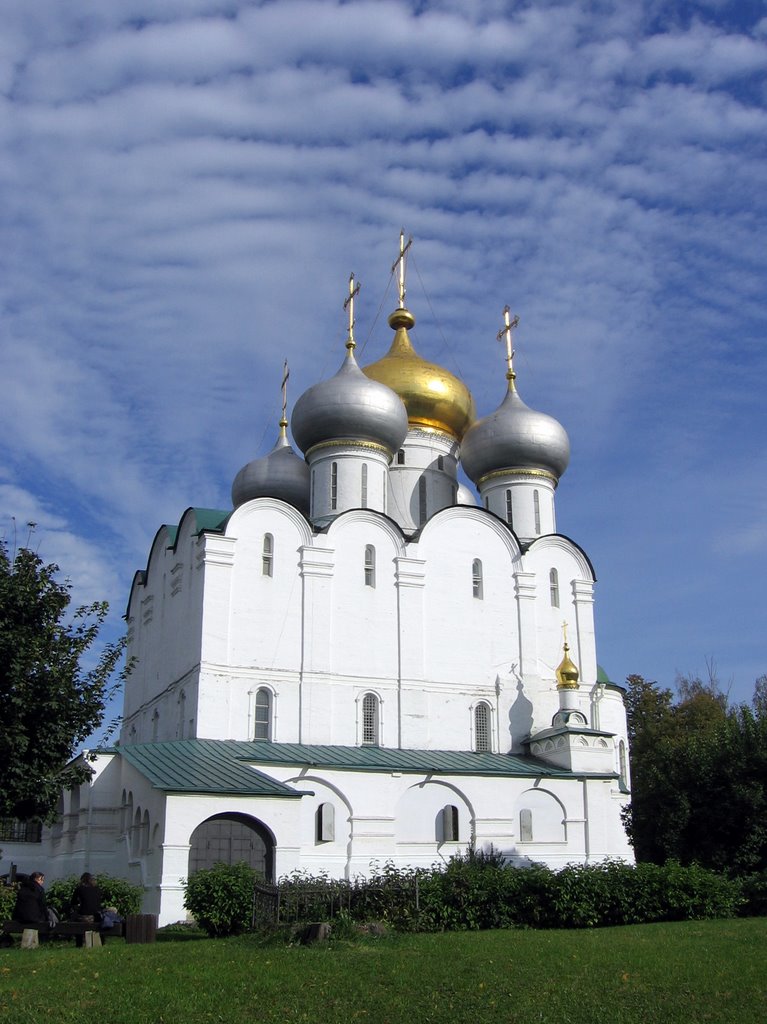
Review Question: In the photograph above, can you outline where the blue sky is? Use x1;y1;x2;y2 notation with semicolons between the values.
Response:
1;0;765;715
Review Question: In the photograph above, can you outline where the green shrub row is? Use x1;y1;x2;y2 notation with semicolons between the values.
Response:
416;859;743;931
183;857;760;937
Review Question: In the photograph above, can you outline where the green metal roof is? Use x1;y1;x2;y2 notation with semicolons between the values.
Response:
118;740;306;797
117;738;617;796
236;741;597;778
164;508;230;548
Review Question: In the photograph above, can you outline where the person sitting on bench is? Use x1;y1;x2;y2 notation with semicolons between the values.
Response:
71;873;104;947
13;872;49;948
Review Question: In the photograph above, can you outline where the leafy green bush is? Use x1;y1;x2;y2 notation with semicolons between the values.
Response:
183;862;260;937
0;882;17;921
739;871;767;917
46;874;143;918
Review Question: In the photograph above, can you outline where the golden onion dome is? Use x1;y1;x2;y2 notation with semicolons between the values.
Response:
556;642;580;690
362;307;476;441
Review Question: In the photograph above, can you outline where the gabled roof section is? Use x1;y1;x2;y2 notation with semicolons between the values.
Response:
237;741;609;778
126;508;230;619
117;740;306;797
165;507;230;550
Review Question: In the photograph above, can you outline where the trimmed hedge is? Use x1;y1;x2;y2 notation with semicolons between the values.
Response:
275;859;745;933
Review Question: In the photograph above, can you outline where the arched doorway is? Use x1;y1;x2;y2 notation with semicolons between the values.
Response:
188;813;275;880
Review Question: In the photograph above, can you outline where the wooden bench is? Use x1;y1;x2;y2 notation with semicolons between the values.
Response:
1;919;124;947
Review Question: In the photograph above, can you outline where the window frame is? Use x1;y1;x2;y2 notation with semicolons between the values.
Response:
474;701;491;752
254;687;273;742
364;544;376;588
549;567;559;608
361;692;380;746
472;558;483;600
262;533;274;577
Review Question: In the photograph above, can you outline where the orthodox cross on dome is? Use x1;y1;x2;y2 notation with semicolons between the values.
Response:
344;272;361;350
497;305;520;387
562;620;569;648
280;359;289;429
391;229;413;309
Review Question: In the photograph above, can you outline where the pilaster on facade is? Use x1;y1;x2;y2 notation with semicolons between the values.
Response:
571;578;596;683
514;572;538;676
395;557;427;687
199;534;236;664
299;545;335;676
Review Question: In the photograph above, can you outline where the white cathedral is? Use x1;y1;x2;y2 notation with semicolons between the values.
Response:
8;241;632;924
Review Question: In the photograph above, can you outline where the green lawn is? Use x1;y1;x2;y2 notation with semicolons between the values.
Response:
1;918;765;1024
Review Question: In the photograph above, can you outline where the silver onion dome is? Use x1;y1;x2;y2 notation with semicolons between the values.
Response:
461;385;570;485
292;348;409;457
232;427;310;515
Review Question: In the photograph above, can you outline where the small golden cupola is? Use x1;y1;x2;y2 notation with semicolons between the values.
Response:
555;626;580;690
362;233;475;441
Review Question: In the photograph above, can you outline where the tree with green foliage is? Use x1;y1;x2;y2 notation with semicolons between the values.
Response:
623;670;767;874
0;541;127;823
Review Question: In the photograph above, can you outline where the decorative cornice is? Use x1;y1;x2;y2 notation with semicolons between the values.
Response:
305;439;392;459
478;467;558;486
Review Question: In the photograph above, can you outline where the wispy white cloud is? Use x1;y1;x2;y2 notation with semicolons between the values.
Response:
1;0;765;701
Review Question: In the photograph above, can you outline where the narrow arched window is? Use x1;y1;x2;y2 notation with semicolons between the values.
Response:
484;496;489;510
472;558;483;599
441;805;459;842
520;808;533;842
362;693;379;745
316;802;335;842
418;476;427;524
361;464;368;508
254;687;272;742
331;462;338;510
364;545;376;587
311;469;316;509
437;455;444;471
506;489;513;527
534;490;541;534
619;740;628;789
132;808;142;856
397;449;405;465
262;534;274;577
474;701;491;752
549;568;559;608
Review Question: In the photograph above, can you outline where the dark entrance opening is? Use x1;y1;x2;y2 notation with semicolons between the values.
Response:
188;813;275;880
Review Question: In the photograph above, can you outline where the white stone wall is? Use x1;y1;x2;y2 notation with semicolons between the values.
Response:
122;496;610;753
